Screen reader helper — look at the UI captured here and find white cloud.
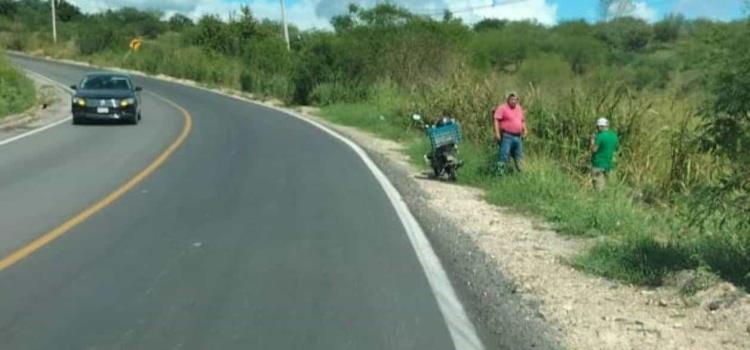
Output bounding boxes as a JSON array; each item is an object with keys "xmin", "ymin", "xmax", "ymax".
[
  {"xmin": 312, "ymin": 0, "xmax": 558, "ymax": 26},
  {"xmin": 251, "ymin": 0, "xmax": 330, "ymax": 29},
  {"xmin": 66, "ymin": 0, "xmax": 559, "ymax": 29},
  {"xmin": 67, "ymin": 0, "xmax": 330, "ymax": 28},
  {"xmin": 69, "ymin": 0, "xmax": 203, "ymax": 14},
  {"xmin": 451, "ymin": 0, "xmax": 558, "ymax": 26},
  {"xmin": 606, "ymin": 0, "xmax": 657, "ymax": 22},
  {"xmin": 631, "ymin": 1, "xmax": 657, "ymax": 22}
]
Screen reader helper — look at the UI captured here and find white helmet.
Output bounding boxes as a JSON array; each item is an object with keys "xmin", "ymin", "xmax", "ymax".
[{"xmin": 596, "ymin": 118, "xmax": 609, "ymax": 127}]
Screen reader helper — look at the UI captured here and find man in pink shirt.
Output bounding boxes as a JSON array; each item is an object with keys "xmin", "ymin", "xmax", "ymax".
[{"xmin": 493, "ymin": 92, "xmax": 527, "ymax": 174}]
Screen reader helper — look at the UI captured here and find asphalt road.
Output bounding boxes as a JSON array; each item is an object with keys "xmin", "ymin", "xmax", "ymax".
[{"xmin": 0, "ymin": 55, "xmax": 483, "ymax": 349}]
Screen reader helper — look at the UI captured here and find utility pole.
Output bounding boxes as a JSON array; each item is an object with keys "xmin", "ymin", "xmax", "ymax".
[
  {"xmin": 280, "ymin": 0, "xmax": 290, "ymax": 50},
  {"xmin": 51, "ymin": 0, "xmax": 57, "ymax": 44}
]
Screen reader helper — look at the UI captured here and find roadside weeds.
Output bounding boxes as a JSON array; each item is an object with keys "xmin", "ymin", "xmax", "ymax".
[{"xmin": 0, "ymin": 69, "xmax": 70, "ymax": 139}]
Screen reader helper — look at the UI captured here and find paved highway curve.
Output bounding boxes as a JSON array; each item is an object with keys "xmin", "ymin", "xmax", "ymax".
[{"xmin": 0, "ymin": 55, "xmax": 484, "ymax": 349}]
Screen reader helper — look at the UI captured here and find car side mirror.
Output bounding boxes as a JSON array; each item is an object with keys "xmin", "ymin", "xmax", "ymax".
[
  {"xmin": 70, "ymin": 85, "xmax": 77, "ymax": 90},
  {"xmin": 135, "ymin": 86, "xmax": 143, "ymax": 92}
]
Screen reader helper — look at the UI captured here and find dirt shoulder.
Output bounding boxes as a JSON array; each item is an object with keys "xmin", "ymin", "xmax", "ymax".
[
  {"xmin": 0, "ymin": 69, "xmax": 70, "ymax": 141},
  {"xmin": 291, "ymin": 106, "xmax": 750, "ymax": 350}
]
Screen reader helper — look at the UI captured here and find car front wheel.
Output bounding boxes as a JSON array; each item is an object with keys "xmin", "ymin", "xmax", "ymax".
[{"xmin": 127, "ymin": 113, "xmax": 139, "ymax": 125}]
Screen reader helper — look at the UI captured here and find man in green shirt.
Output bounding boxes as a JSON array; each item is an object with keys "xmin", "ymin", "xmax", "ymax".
[{"xmin": 590, "ymin": 117, "xmax": 619, "ymax": 191}]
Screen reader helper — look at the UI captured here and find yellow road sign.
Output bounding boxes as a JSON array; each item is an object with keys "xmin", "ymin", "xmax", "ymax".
[{"xmin": 129, "ymin": 38, "xmax": 142, "ymax": 51}]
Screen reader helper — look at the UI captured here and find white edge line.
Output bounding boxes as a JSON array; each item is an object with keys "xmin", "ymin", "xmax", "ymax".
[
  {"xmin": 0, "ymin": 69, "xmax": 73, "ymax": 147},
  {"xmin": 292, "ymin": 110, "xmax": 487, "ymax": 350},
  {"xmin": 10, "ymin": 53, "xmax": 485, "ymax": 349},
  {"xmin": 182, "ymin": 85, "xmax": 486, "ymax": 350}
]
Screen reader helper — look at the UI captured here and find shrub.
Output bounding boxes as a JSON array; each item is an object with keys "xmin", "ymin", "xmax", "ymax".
[
  {"xmin": 78, "ymin": 24, "xmax": 116, "ymax": 55},
  {"xmin": 554, "ymin": 34, "xmax": 608, "ymax": 74},
  {"xmin": 240, "ymin": 36, "xmax": 293, "ymax": 99},
  {"xmin": 596, "ymin": 17, "xmax": 653, "ymax": 52},
  {"xmin": 518, "ymin": 54, "xmax": 573, "ymax": 87},
  {"xmin": 654, "ymin": 14, "xmax": 684, "ymax": 43},
  {"xmin": 573, "ymin": 235, "xmax": 692, "ymax": 286}
]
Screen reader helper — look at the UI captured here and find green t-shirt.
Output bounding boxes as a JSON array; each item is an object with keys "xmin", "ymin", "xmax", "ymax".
[{"xmin": 592, "ymin": 129, "xmax": 619, "ymax": 171}]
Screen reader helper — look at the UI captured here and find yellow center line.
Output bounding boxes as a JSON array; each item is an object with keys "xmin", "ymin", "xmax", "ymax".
[{"xmin": 0, "ymin": 92, "xmax": 193, "ymax": 271}]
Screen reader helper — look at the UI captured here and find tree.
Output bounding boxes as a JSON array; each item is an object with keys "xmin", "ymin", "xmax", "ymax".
[
  {"xmin": 188, "ymin": 15, "xmax": 234, "ymax": 54},
  {"xmin": 97, "ymin": 7, "xmax": 165, "ymax": 39},
  {"xmin": 442, "ymin": 9, "xmax": 453, "ymax": 22},
  {"xmin": 168, "ymin": 13, "xmax": 193, "ymax": 31},
  {"xmin": 554, "ymin": 20, "xmax": 594, "ymax": 37},
  {"xmin": 0, "ymin": 0, "xmax": 17, "ymax": 17},
  {"xmin": 653, "ymin": 14, "xmax": 684, "ymax": 43},
  {"xmin": 708, "ymin": 29, "xmax": 750, "ymax": 165},
  {"xmin": 231, "ymin": 6, "xmax": 259, "ymax": 40},
  {"xmin": 596, "ymin": 17, "xmax": 652, "ymax": 51},
  {"xmin": 291, "ymin": 32, "xmax": 339, "ymax": 104},
  {"xmin": 599, "ymin": 0, "xmax": 636, "ymax": 20},
  {"xmin": 357, "ymin": 3, "xmax": 413, "ymax": 27},
  {"xmin": 555, "ymin": 34, "xmax": 608, "ymax": 74},
  {"xmin": 473, "ymin": 18, "xmax": 507, "ymax": 32},
  {"xmin": 56, "ymin": 0, "xmax": 82, "ymax": 22},
  {"xmin": 695, "ymin": 23, "xmax": 750, "ymax": 229}
]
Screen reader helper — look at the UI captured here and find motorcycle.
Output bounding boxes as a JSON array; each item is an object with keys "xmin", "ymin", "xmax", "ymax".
[{"xmin": 412, "ymin": 114, "xmax": 463, "ymax": 181}]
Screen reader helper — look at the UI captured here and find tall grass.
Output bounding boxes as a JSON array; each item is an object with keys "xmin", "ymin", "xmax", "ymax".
[
  {"xmin": 0, "ymin": 53, "xmax": 35, "ymax": 119},
  {"xmin": 120, "ymin": 37, "xmax": 242, "ymax": 88},
  {"xmin": 320, "ymin": 77, "xmax": 750, "ymax": 290}
]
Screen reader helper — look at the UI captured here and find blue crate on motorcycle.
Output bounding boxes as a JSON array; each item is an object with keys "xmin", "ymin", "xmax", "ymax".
[{"xmin": 427, "ymin": 123, "xmax": 462, "ymax": 149}]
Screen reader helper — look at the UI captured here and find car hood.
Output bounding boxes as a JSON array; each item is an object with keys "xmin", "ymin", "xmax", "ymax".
[{"xmin": 74, "ymin": 90, "xmax": 135, "ymax": 99}]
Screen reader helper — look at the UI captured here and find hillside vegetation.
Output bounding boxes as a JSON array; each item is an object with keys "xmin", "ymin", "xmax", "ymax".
[{"xmin": 2, "ymin": 0, "xmax": 748, "ymax": 290}]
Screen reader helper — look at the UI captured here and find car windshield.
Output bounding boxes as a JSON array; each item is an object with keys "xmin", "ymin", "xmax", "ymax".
[{"xmin": 80, "ymin": 76, "xmax": 131, "ymax": 90}]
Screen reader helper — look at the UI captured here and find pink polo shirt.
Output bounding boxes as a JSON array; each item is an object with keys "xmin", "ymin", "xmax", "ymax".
[{"xmin": 494, "ymin": 103, "xmax": 525, "ymax": 135}]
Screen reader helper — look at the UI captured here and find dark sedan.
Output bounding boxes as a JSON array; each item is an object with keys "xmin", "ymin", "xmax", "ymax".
[{"xmin": 71, "ymin": 73, "xmax": 142, "ymax": 125}]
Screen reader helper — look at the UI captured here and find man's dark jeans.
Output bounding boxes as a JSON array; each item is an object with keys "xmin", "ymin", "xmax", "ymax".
[{"xmin": 498, "ymin": 132, "xmax": 523, "ymax": 174}]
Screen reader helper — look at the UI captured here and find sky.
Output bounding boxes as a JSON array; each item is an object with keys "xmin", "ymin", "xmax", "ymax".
[{"xmin": 67, "ymin": 0, "xmax": 748, "ymax": 29}]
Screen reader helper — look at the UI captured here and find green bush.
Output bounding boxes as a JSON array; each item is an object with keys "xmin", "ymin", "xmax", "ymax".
[
  {"xmin": 0, "ymin": 0, "xmax": 17, "ymax": 17},
  {"xmin": 310, "ymin": 83, "xmax": 369, "ymax": 106},
  {"xmin": 596, "ymin": 17, "xmax": 653, "ymax": 52},
  {"xmin": 470, "ymin": 26, "xmax": 545, "ymax": 72},
  {"xmin": 518, "ymin": 54, "xmax": 574, "ymax": 87},
  {"xmin": 573, "ymin": 235, "xmax": 692, "ymax": 286},
  {"xmin": 553, "ymin": 34, "xmax": 608, "ymax": 74},
  {"xmin": 629, "ymin": 57, "xmax": 673, "ymax": 90},
  {"xmin": 290, "ymin": 32, "xmax": 340, "ymax": 104},
  {"xmin": 693, "ymin": 229, "xmax": 750, "ymax": 289},
  {"xmin": 78, "ymin": 24, "xmax": 116, "ymax": 55},
  {"xmin": 239, "ymin": 36, "xmax": 293, "ymax": 99},
  {"xmin": 654, "ymin": 14, "xmax": 684, "ymax": 43}
]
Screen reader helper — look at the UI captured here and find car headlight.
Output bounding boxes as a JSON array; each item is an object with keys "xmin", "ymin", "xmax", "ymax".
[
  {"xmin": 72, "ymin": 97, "xmax": 85, "ymax": 106},
  {"xmin": 120, "ymin": 98, "xmax": 136, "ymax": 107}
]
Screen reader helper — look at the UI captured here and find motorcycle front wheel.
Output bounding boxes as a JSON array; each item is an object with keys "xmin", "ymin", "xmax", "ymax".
[{"xmin": 446, "ymin": 165, "xmax": 458, "ymax": 182}]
